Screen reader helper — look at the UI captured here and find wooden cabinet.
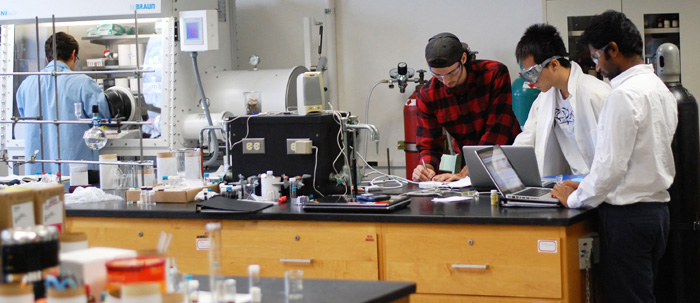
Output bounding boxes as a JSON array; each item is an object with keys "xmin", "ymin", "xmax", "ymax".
[
  {"xmin": 65, "ymin": 217, "xmax": 212, "ymax": 275},
  {"xmin": 66, "ymin": 217, "xmax": 591, "ymax": 302},
  {"xmin": 382, "ymin": 224, "xmax": 561, "ymax": 298},
  {"xmin": 220, "ymin": 220, "xmax": 379, "ymax": 280},
  {"xmin": 66, "ymin": 218, "xmax": 379, "ymax": 280},
  {"xmin": 381, "ymin": 222, "xmax": 591, "ymax": 302},
  {"xmin": 410, "ymin": 294, "xmax": 561, "ymax": 303}
]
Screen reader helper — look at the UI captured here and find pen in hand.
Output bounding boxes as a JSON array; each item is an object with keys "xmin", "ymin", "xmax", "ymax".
[{"xmin": 421, "ymin": 159, "xmax": 432, "ymax": 181}]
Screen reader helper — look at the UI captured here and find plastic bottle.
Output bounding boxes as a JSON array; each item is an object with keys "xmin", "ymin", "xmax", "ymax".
[
  {"xmin": 147, "ymin": 187, "xmax": 156, "ymax": 205},
  {"xmin": 289, "ymin": 178, "xmax": 297, "ymax": 203},
  {"xmin": 490, "ymin": 189, "xmax": 499, "ymax": 206},
  {"xmin": 162, "ymin": 176, "xmax": 169, "ymax": 188},
  {"xmin": 140, "ymin": 187, "xmax": 148, "ymax": 204},
  {"xmin": 250, "ymin": 286, "xmax": 261, "ymax": 303},
  {"xmin": 203, "ymin": 173, "xmax": 210, "ymax": 186},
  {"xmin": 222, "ymin": 279, "xmax": 236, "ymax": 303},
  {"xmin": 248, "ymin": 264, "xmax": 261, "ymax": 294},
  {"xmin": 188, "ymin": 278, "xmax": 200, "ymax": 303}
]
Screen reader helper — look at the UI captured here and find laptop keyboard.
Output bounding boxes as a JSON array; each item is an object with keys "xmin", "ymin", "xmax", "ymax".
[{"xmin": 516, "ymin": 188, "xmax": 551, "ymax": 197}]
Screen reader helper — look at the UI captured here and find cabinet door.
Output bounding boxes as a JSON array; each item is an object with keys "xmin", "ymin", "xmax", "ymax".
[
  {"xmin": 66, "ymin": 217, "xmax": 212, "ymax": 275},
  {"xmin": 221, "ymin": 220, "xmax": 379, "ymax": 280},
  {"xmin": 621, "ymin": 0, "xmax": 700, "ymax": 101},
  {"xmin": 546, "ymin": 0, "xmax": 621, "ymax": 50},
  {"xmin": 383, "ymin": 224, "xmax": 562, "ymax": 298}
]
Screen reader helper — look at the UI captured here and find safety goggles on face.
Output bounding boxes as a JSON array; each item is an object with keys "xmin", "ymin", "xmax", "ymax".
[
  {"xmin": 591, "ymin": 44, "xmax": 610, "ymax": 65},
  {"xmin": 519, "ymin": 56, "xmax": 562, "ymax": 83},
  {"xmin": 430, "ymin": 62, "xmax": 461, "ymax": 81}
]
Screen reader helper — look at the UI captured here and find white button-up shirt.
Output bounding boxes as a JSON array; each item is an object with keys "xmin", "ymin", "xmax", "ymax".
[{"xmin": 567, "ymin": 64, "xmax": 678, "ymax": 208}]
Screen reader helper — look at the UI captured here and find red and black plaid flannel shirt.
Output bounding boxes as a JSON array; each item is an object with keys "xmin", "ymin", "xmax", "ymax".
[{"xmin": 416, "ymin": 60, "xmax": 521, "ymax": 169}]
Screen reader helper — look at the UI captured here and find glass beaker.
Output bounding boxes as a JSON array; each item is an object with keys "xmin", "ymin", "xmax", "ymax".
[
  {"xmin": 206, "ymin": 222, "xmax": 224, "ymax": 303},
  {"xmin": 285, "ymin": 269, "xmax": 304, "ymax": 303},
  {"xmin": 243, "ymin": 91, "xmax": 262, "ymax": 115},
  {"xmin": 176, "ymin": 149, "xmax": 202, "ymax": 185},
  {"xmin": 118, "ymin": 164, "xmax": 138, "ymax": 190}
]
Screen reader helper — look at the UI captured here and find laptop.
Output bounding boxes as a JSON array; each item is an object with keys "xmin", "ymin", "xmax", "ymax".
[
  {"xmin": 463, "ymin": 145, "xmax": 552, "ymax": 190},
  {"xmin": 302, "ymin": 195, "xmax": 411, "ymax": 213},
  {"xmin": 474, "ymin": 145, "xmax": 560, "ymax": 207}
]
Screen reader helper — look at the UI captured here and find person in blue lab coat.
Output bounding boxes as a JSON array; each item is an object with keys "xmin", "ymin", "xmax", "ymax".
[{"xmin": 16, "ymin": 32, "xmax": 111, "ymax": 177}]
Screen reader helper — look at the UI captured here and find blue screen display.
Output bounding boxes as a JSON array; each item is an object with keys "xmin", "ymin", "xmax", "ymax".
[{"xmin": 186, "ymin": 22, "xmax": 200, "ymax": 40}]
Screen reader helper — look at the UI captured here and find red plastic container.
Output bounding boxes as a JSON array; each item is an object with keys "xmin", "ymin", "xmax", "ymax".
[{"xmin": 106, "ymin": 256, "xmax": 166, "ymax": 293}]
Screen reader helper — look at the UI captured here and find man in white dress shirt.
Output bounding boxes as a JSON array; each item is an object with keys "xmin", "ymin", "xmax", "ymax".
[
  {"xmin": 513, "ymin": 24, "xmax": 611, "ymax": 176},
  {"xmin": 551, "ymin": 11, "xmax": 678, "ymax": 303}
]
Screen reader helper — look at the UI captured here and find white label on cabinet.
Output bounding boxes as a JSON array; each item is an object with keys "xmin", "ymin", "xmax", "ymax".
[
  {"xmin": 537, "ymin": 240, "xmax": 558, "ymax": 253},
  {"xmin": 196, "ymin": 238, "xmax": 210, "ymax": 250}
]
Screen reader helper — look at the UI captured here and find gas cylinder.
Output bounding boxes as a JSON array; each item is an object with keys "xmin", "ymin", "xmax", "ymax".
[
  {"xmin": 403, "ymin": 93, "xmax": 420, "ymax": 180},
  {"xmin": 511, "ymin": 77, "xmax": 541, "ymax": 127}
]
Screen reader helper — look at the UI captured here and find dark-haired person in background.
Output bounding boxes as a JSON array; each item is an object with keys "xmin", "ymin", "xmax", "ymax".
[
  {"xmin": 550, "ymin": 11, "xmax": 677, "ymax": 303},
  {"xmin": 513, "ymin": 24, "xmax": 610, "ymax": 176},
  {"xmin": 412, "ymin": 32, "xmax": 520, "ymax": 182},
  {"xmin": 17, "ymin": 32, "xmax": 110, "ymax": 176}
]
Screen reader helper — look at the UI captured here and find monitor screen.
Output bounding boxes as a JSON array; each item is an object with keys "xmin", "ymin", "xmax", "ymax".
[{"xmin": 476, "ymin": 146, "xmax": 526, "ymax": 194}]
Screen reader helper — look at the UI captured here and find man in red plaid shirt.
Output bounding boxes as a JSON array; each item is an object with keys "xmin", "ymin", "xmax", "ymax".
[{"xmin": 412, "ymin": 32, "xmax": 521, "ymax": 181}]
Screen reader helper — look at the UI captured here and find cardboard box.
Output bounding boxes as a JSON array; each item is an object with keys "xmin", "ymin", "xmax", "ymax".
[
  {"xmin": 32, "ymin": 184, "xmax": 66, "ymax": 233},
  {"xmin": 60, "ymin": 247, "xmax": 137, "ymax": 300},
  {"xmin": 0, "ymin": 187, "xmax": 36, "ymax": 273},
  {"xmin": 0, "ymin": 188, "xmax": 36, "ymax": 230},
  {"xmin": 125, "ymin": 183, "xmax": 220, "ymax": 203}
]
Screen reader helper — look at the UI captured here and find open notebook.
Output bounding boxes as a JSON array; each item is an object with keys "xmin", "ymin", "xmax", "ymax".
[{"xmin": 475, "ymin": 145, "xmax": 560, "ymax": 207}]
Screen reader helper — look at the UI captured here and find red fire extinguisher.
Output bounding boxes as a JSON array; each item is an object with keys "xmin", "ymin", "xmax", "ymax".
[{"xmin": 402, "ymin": 71, "xmax": 426, "ymax": 180}]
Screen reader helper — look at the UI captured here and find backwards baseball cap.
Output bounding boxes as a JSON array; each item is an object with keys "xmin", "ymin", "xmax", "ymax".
[{"xmin": 425, "ymin": 32, "xmax": 467, "ymax": 68}]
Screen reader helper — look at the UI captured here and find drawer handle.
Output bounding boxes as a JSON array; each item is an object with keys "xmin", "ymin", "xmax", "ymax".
[
  {"xmin": 280, "ymin": 258, "xmax": 314, "ymax": 264},
  {"xmin": 451, "ymin": 264, "xmax": 488, "ymax": 270}
]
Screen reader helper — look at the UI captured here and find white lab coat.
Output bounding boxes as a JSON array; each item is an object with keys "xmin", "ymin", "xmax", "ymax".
[{"xmin": 513, "ymin": 62, "xmax": 611, "ymax": 176}]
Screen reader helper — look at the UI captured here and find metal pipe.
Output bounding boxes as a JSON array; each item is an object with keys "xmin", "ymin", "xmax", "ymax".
[
  {"xmin": 0, "ymin": 69, "xmax": 154, "ymax": 76},
  {"xmin": 51, "ymin": 15, "xmax": 62, "ymax": 178},
  {"xmin": 346, "ymin": 123, "xmax": 379, "ymax": 141},
  {"xmin": 224, "ymin": 121, "xmax": 231, "ymax": 171},
  {"xmin": 0, "ymin": 120, "xmax": 153, "ymax": 126},
  {"xmin": 34, "ymin": 17, "xmax": 45, "ymax": 172},
  {"xmin": 190, "ymin": 52, "xmax": 219, "ymax": 168},
  {"xmin": 198, "ymin": 125, "xmax": 223, "ymax": 147},
  {"xmin": 134, "ymin": 10, "xmax": 145, "ymax": 186},
  {"xmin": 1, "ymin": 158, "xmax": 154, "ymax": 166}
]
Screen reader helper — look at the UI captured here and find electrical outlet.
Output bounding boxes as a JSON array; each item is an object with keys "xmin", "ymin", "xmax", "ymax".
[
  {"xmin": 287, "ymin": 138, "xmax": 313, "ymax": 154},
  {"xmin": 578, "ymin": 232, "xmax": 599, "ymax": 270},
  {"xmin": 242, "ymin": 138, "xmax": 265, "ymax": 154}
]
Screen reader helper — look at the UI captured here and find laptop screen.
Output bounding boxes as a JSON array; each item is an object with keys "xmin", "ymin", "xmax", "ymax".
[{"xmin": 475, "ymin": 145, "xmax": 527, "ymax": 194}]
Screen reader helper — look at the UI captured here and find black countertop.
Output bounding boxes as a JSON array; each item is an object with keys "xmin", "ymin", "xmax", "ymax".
[
  {"xmin": 66, "ymin": 192, "xmax": 595, "ymax": 226},
  {"xmin": 194, "ymin": 275, "xmax": 415, "ymax": 303}
]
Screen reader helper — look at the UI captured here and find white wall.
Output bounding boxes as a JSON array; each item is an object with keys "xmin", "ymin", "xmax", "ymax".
[{"xmin": 236, "ymin": 0, "xmax": 544, "ymax": 174}]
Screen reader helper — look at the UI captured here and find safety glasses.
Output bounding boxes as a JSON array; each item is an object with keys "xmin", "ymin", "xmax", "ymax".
[
  {"xmin": 430, "ymin": 63, "xmax": 461, "ymax": 81},
  {"xmin": 591, "ymin": 44, "xmax": 610, "ymax": 65},
  {"xmin": 519, "ymin": 56, "xmax": 562, "ymax": 83}
]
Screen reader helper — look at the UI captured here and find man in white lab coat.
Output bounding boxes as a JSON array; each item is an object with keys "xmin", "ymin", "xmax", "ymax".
[
  {"xmin": 513, "ymin": 24, "xmax": 611, "ymax": 176},
  {"xmin": 552, "ymin": 11, "xmax": 677, "ymax": 303}
]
